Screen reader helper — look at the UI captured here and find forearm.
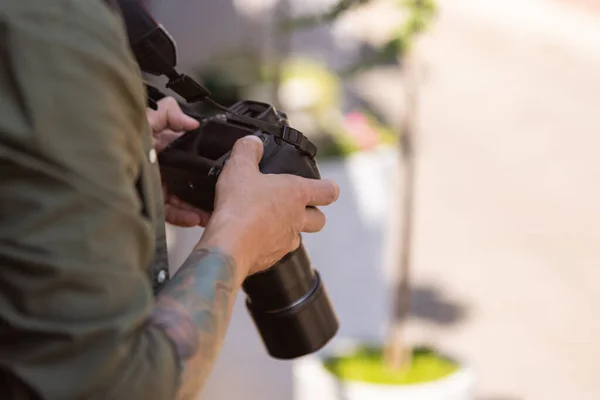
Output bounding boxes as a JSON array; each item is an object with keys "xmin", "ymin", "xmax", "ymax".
[{"xmin": 151, "ymin": 247, "xmax": 242, "ymax": 399}]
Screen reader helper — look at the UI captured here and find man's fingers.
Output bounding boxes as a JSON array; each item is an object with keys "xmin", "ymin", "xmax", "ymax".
[
  {"xmin": 167, "ymin": 195, "xmax": 211, "ymax": 225},
  {"xmin": 228, "ymin": 136, "xmax": 264, "ymax": 170},
  {"xmin": 302, "ymin": 207, "xmax": 327, "ymax": 233},
  {"xmin": 146, "ymin": 108, "xmax": 163, "ymax": 132},
  {"xmin": 164, "ymin": 205, "xmax": 201, "ymax": 227},
  {"xmin": 302, "ymin": 179, "xmax": 340, "ymax": 206},
  {"xmin": 167, "ymin": 109, "xmax": 199, "ymax": 132},
  {"xmin": 168, "ymin": 194, "xmax": 208, "ymax": 214},
  {"xmin": 148, "ymin": 97, "xmax": 199, "ymax": 133},
  {"xmin": 162, "ymin": 97, "xmax": 199, "ymax": 132},
  {"xmin": 154, "ymin": 130, "xmax": 183, "ymax": 152},
  {"xmin": 165, "ymin": 204, "xmax": 211, "ymax": 227}
]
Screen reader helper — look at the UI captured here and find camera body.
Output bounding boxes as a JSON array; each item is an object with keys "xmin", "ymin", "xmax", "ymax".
[
  {"xmin": 158, "ymin": 100, "xmax": 321, "ymax": 212},
  {"xmin": 158, "ymin": 100, "xmax": 339, "ymax": 359}
]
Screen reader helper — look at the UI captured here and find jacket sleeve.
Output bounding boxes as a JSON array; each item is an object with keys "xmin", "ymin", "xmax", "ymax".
[{"xmin": 0, "ymin": 1, "xmax": 179, "ymax": 399}]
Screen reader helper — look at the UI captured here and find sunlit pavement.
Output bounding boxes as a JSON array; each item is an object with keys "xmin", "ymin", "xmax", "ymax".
[{"xmin": 400, "ymin": 0, "xmax": 600, "ymax": 398}]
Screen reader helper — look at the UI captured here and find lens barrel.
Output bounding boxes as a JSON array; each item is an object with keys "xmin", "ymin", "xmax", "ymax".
[{"xmin": 242, "ymin": 239, "xmax": 339, "ymax": 359}]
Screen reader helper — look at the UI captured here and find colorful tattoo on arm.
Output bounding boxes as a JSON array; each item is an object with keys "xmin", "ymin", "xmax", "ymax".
[{"xmin": 151, "ymin": 248, "xmax": 238, "ymax": 399}]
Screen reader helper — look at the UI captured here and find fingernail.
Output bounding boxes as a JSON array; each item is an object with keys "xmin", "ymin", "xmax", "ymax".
[
  {"xmin": 243, "ymin": 135, "xmax": 263, "ymax": 145},
  {"xmin": 332, "ymin": 181, "xmax": 340, "ymax": 200},
  {"xmin": 184, "ymin": 115, "xmax": 199, "ymax": 124}
]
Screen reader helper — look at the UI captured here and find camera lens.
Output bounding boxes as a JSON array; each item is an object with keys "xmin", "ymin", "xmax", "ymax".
[{"xmin": 242, "ymin": 239, "xmax": 339, "ymax": 359}]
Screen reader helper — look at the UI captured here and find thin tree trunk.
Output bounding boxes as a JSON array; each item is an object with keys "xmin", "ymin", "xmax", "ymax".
[
  {"xmin": 384, "ymin": 48, "xmax": 419, "ymax": 370},
  {"xmin": 271, "ymin": 0, "xmax": 292, "ymax": 107}
]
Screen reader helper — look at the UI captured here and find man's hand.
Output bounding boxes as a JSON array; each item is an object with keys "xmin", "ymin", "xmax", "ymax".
[
  {"xmin": 198, "ymin": 136, "xmax": 340, "ymax": 282},
  {"xmin": 152, "ymin": 135, "xmax": 339, "ymax": 397},
  {"xmin": 147, "ymin": 97, "xmax": 199, "ymax": 152},
  {"xmin": 147, "ymin": 97, "xmax": 210, "ymax": 227}
]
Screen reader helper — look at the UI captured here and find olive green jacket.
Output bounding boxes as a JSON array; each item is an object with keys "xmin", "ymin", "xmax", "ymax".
[{"xmin": 0, "ymin": 0, "xmax": 179, "ymax": 398}]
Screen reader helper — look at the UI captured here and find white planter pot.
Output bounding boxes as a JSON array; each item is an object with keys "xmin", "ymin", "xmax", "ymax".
[{"xmin": 294, "ymin": 340, "xmax": 476, "ymax": 400}]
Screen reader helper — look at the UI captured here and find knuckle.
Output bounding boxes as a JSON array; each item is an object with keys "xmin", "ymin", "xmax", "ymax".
[
  {"xmin": 221, "ymin": 158, "xmax": 241, "ymax": 175},
  {"xmin": 230, "ymin": 139, "xmax": 243, "ymax": 154},
  {"xmin": 229, "ymin": 152, "xmax": 252, "ymax": 171},
  {"xmin": 296, "ymin": 190, "xmax": 308, "ymax": 206},
  {"xmin": 294, "ymin": 214, "xmax": 304, "ymax": 232},
  {"xmin": 290, "ymin": 235, "xmax": 301, "ymax": 252},
  {"xmin": 162, "ymin": 96, "xmax": 178, "ymax": 108},
  {"xmin": 233, "ymin": 137, "xmax": 254, "ymax": 154},
  {"xmin": 294, "ymin": 180, "xmax": 309, "ymax": 202}
]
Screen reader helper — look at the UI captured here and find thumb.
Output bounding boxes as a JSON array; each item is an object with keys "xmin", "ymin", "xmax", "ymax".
[
  {"xmin": 229, "ymin": 136, "xmax": 264, "ymax": 169},
  {"xmin": 171, "ymin": 112, "xmax": 200, "ymax": 132}
]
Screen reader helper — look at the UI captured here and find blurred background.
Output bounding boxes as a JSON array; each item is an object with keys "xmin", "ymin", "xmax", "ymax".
[{"xmin": 147, "ymin": 0, "xmax": 600, "ymax": 399}]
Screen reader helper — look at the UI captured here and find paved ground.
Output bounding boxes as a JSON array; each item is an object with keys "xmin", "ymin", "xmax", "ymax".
[{"xmin": 405, "ymin": 0, "xmax": 600, "ymax": 398}]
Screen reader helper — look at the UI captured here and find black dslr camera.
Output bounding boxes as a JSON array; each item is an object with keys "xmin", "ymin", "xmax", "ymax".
[
  {"xmin": 159, "ymin": 101, "xmax": 337, "ymax": 359},
  {"xmin": 116, "ymin": 0, "xmax": 338, "ymax": 359}
]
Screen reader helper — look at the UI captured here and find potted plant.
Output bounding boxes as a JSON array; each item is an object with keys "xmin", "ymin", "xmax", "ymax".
[{"xmin": 295, "ymin": 339, "xmax": 475, "ymax": 400}]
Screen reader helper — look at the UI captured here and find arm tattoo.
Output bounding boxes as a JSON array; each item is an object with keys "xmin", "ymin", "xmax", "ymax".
[{"xmin": 151, "ymin": 248, "xmax": 238, "ymax": 400}]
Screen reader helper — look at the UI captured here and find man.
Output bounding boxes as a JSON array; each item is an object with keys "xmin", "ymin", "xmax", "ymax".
[{"xmin": 0, "ymin": 0, "xmax": 339, "ymax": 399}]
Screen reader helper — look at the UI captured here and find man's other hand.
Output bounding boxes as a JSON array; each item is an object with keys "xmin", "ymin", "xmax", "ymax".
[
  {"xmin": 147, "ymin": 97, "xmax": 209, "ymax": 227},
  {"xmin": 147, "ymin": 97, "xmax": 199, "ymax": 152}
]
